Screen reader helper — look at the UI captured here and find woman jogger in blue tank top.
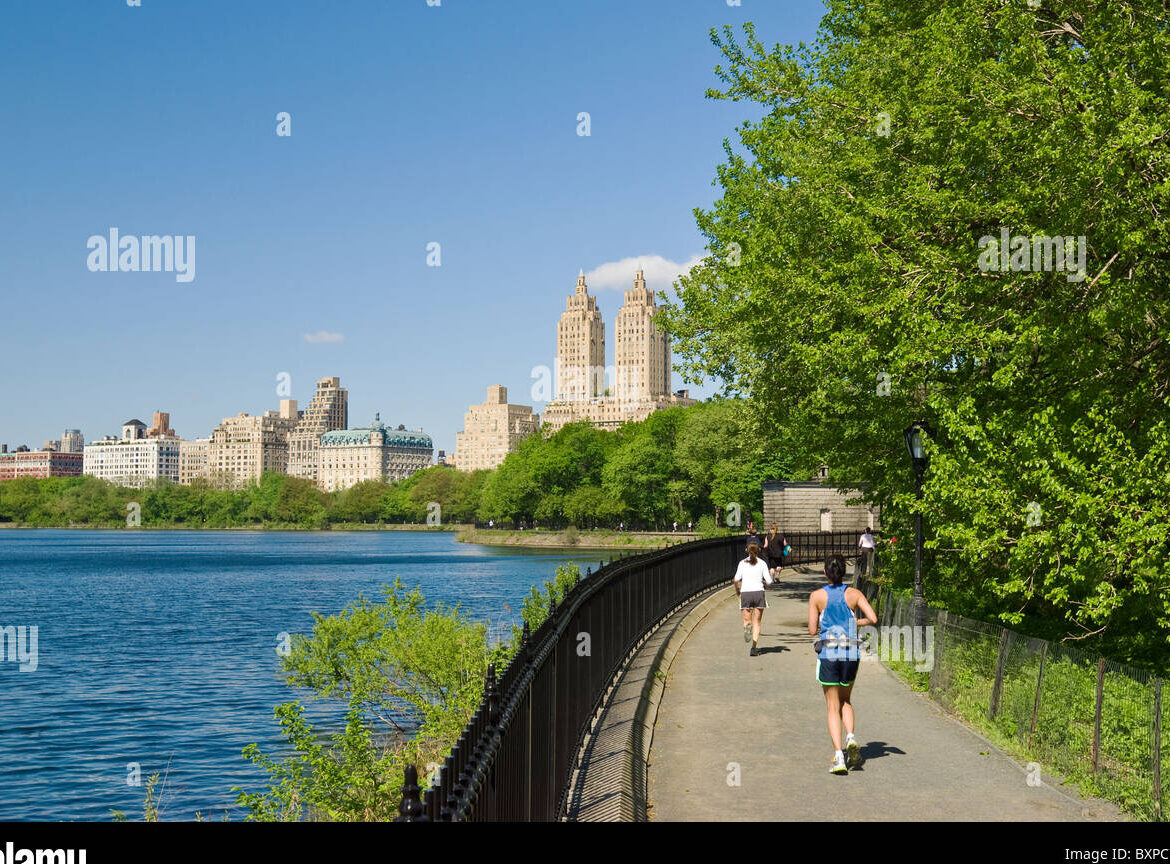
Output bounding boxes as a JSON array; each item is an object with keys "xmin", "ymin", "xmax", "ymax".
[{"xmin": 808, "ymin": 553, "xmax": 877, "ymax": 775}]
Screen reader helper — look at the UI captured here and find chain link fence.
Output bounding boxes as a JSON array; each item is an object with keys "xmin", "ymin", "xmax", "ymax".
[{"xmin": 858, "ymin": 568, "xmax": 1166, "ymax": 822}]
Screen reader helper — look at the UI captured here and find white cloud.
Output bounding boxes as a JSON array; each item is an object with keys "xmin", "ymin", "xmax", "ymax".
[
  {"xmin": 584, "ymin": 254, "xmax": 704, "ymax": 293},
  {"xmin": 304, "ymin": 331, "xmax": 345, "ymax": 344}
]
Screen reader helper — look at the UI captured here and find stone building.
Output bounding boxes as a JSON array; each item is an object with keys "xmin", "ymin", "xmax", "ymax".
[
  {"xmin": 287, "ymin": 376, "xmax": 348, "ymax": 482},
  {"xmin": 316, "ymin": 414, "xmax": 433, "ymax": 492},
  {"xmin": 542, "ymin": 268, "xmax": 695, "ymax": 435},
  {"xmin": 555, "ymin": 271, "xmax": 606, "ymax": 401},
  {"xmin": 0, "ymin": 449, "xmax": 84, "ymax": 481},
  {"xmin": 762, "ymin": 467, "xmax": 879, "ymax": 534},
  {"xmin": 82, "ymin": 419, "xmax": 180, "ymax": 487},
  {"xmin": 452, "ymin": 385, "xmax": 538, "ymax": 471},
  {"xmin": 60, "ymin": 429, "xmax": 85, "ymax": 453},
  {"xmin": 540, "ymin": 389, "xmax": 696, "ymax": 432},
  {"xmin": 146, "ymin": 411, "xmax": 177, "ymax": 439},
  {"xmin": 179, "ymin": 438, "xmax": 210, "ymax": 485},
  {"xmin": 614, "ymin": 268, "xmax": 670, "ymax": 402},
  {"xmin": 206, "ymin": 400, "xmax": 300, "ymax": 488}
]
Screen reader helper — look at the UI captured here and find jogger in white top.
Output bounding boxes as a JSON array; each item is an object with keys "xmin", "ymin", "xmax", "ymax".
[{"xmin": 733, "ymin": 542, "xmax": 773, "ymax": 656}]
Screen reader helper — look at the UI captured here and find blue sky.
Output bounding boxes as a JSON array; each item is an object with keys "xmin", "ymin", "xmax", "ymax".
[{"xmin": 0, "ymin": 0, "xmax": 826, "ymax": 454}]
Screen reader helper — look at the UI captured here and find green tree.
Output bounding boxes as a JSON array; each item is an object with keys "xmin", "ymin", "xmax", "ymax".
[
  {"xmin": 235, "ymin": 579, "xmax": 494, "ymax": 821},
  {"xmin": 662, "ymin": 6, "xmax": 1170, "ymax": 667}
]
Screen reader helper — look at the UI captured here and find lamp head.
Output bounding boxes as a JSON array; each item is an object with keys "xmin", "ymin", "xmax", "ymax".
[{"xmin": 903, "ymin": 422, "xmax": 929, "ymax": 467}]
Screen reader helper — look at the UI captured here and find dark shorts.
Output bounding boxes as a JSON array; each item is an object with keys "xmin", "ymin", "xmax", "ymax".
[
  {"xmin": 740, "ymin": 590, "xmax": 766, "ymax": 610},
  {"xmin": 816, "ymin": 658, "xmax": 859, "ymax": 686}
]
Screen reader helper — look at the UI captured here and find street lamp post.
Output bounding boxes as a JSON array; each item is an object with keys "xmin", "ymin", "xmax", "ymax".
[{"xmin": 904, "ymin": 422, "xmax": 929, "ymax": 629}]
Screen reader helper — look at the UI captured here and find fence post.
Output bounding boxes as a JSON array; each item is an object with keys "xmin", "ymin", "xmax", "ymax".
[
  {"xmin": 1028, "ymin": 641, "xmax": 1047, "ymax": 748},
  {"xmin": 1092, "ymin": 657, "xmax": 1106, "ymax": 775},
  {"xmin": 988, "ymin": 628, "xmax": 1012, "ymax": 721},
  {"xmin": 929, "ymin": 610, "xmax": 946, "ymax": 692},
  {"xmin": 1154, "ymin": 678, "xmax": 1163, "ymax": 822},
  {"xmin": 397, "ymin": 764, "xmax": 429, "ymax": 822}
]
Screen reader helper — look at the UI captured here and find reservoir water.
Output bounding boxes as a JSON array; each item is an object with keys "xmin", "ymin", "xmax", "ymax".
[{"xmin": 0, "ymin": 529, "xmax": 604, "ymax": 821}]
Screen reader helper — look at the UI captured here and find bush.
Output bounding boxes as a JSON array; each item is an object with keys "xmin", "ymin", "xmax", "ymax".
[{"xmin": 695, "ymin": 514, "xmax": 721, "ymax": 539}]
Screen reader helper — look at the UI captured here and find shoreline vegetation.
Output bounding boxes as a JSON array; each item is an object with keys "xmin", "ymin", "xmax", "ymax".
[
  {"xmin": 453, "ymin": 526, "xmax": 707, "ymax": 549},
  {"xmin": 0, "ymin": 401, "xmax": 775, "ymax": 544},
  {"xmin": 0, "ymin": 520, "xmax": 710, "ymax": 550}
]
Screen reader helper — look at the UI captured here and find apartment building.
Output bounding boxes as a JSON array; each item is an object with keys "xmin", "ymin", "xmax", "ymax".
[
  {"xmin": 0, "ymin": 449, "xmax": 84, "ymax": 480},
  {"xmin": 316, "ymin": 414, "xmax": 433, "ymax": 492},
  {"xmin": 178, "ymin": 438, "xmax": 210, "ymax": 485},
  {"xmin": 452, "ymin": 385, "xmax": 538, "ymax": 471},
  {"xmin": 287, "ymin": 376, "xmax": 348, "ymax": 482},
  {"xmin": 206, "ymin": 400, "xmax": 300, "ymax": 488},
  {"xmin": 82, "ymin": 419, "xmax": 180, "ymax": 487}
]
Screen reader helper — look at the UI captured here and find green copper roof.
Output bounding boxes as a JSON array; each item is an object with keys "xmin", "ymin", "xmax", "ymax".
[{"xmin": 320, "ymin": 421, "xmax": 432, "ymax": 449}]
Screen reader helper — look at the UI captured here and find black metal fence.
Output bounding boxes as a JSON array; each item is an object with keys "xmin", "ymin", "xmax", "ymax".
[
  {"xmin": 855, "ymin": 576, "xmax": 1167, "ymax": 821},
  {"xmin": 398, "ymin": 530, "xmax": 863, "ymax": 821}
]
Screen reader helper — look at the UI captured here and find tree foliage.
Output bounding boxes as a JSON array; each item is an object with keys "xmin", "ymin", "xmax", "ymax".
[
  {"xmin": 234, "ymin": 567, "xmax": 579, "ymax": 821},
  {"xmin": 661, "ymin": 3, "xmax": 1170, "ymax": 667}
]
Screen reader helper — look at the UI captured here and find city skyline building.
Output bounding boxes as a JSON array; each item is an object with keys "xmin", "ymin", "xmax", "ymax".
[
  {"xmin": 146, "ymin": 411, "xmax": 177, "ymax": 439},
  {"xmin": 316, "ymin": 414, "xmax": 433, "ymax": 492},
  {"xmin": 614, "ymin": 269, "xmax": 670, "ymax": 403},
  {"xmin": 555, "ymin": 271, "xmax": 606, "ymax": 401},
  {"xmin": 82, "ymin": 419, "xmax": 181, "ymax": 487},
  {"xmin": 179, "ymin": 438, "xmax": 210, "ymax": 485},
  {"xmin": 60, "ymin": 429, "xmax": 84, "ymax": 453},
  {"xmin": 0, "ymin": 449, "xmax": 83, "ymax": 481},
  {"xmin": 542, "ymin": 268, "xmax": 695, "ymax": 434},
  {"xmin": 287, "ymin": 376, "xmax": 348, "ymax": 482},
  {"xmin": 452, "ymin": 385, "xmax": 539, "ymax": 471},
  {"xmin": 206, "ymin": 400, "xmax": 300, "ymax": 488}
]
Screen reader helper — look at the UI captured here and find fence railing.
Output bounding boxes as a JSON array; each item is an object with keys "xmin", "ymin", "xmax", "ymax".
[
  {"xmin": 856, "ymin": 577, "xmax": 1166, "ymax": 822},
  {"xmin": 397, "ymin": 530, "xmax": 863, "ymax": 821}
]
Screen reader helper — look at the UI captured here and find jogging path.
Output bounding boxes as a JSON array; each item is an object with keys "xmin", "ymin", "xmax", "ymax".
[{"xmin": 646, "ymin": 567, "xmax": 1124, "ymax": 822}]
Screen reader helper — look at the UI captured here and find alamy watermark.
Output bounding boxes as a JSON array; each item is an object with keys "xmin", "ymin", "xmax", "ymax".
[
  {"xmin": 86, "ymin": 228, "xmax": 195, "ymax": 283},
  {"xmin": 977, "ymin": 228, "xmax": 1086, "ymax": 283},
  {"xmin": 1, "ymin": 625, "xmax": 39, "ymax": 672},
  {"xmin": 832, "ymin": 624, "xmax": 935, "ymax": 672},
  {"xmin": 530, "ymin": 363, "xmax": 644, "ymax": 404}
]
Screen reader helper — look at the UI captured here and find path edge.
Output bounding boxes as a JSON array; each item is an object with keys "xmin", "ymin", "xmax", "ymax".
[{"xmin": 564, "ymin": 585, "xmax": 735, "ymax": 821}]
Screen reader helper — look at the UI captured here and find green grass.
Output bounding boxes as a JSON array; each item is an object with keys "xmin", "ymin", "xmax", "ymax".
[{"xmin": 881, "ymin": 611, "xmax": 1163, "ymax": 821}]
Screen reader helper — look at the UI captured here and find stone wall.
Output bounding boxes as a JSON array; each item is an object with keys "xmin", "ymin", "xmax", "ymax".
[{"xmin": 762, "ymin": 481, "xmax": 879, "ymax": 534}]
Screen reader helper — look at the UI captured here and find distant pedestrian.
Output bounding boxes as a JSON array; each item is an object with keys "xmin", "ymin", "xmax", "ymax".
[
  {"xmin": 856, "ymin": 527, "xmax": 876, "ymax": 586},
  {"xmin": 687, "ymin": 521, "xmax": 693, "ymax": 533},
  {"xmin": 808, "ymin": 554, "xmax": 878, "ymax": 775},
  {"xmin": 734, "ymin": 542, "xmax": 772, "ymax": 656},
  {"xmin": 619, "ymin": 521, "xmax": 625, "ymax": 532},
  {"xmin": 763, "ymin": 522, "xmax": 788, "ymax": 579},
  {"xmin": 673, "ymin": 521, "xmax": 678, "ymax": 532}
]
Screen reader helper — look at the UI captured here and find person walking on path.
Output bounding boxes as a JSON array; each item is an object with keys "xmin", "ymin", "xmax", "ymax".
[
  {"xmin": 763, "ymin": 523, "xmax": 788, "ymax": 580},
  {"xmin": 808, "ymin": 554, "xmax": 878, "ymax": 774},
  {"xmin": 734, "ymin": 542, "xmax": 772, "ymax": 656},
  {"xmin": 855, "ymin": 527, "xmax": 876, "ymax": 587}
]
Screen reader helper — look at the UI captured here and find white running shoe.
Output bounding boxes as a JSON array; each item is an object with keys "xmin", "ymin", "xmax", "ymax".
[
  {"xmin": 845, "ymin": 735, "xmax": 862, "ymax": 768},
  {"xmin": 830, "ymin": 753, "xmax": 848, "ymax": 775}
]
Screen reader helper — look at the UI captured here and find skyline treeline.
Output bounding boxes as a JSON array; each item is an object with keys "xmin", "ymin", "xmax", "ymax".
[{"xmin": 0, "ymin": 400, "xmax": 790, "ymax": 532}]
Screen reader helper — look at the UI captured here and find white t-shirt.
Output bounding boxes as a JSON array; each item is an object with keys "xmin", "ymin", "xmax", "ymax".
[
  {"xmin": 733, "ymin": 558, "xmax": 773, "ymax": 593},
  {"xmin": 859, "ymin": 532, "xmax": 876, "ymax": 550}
]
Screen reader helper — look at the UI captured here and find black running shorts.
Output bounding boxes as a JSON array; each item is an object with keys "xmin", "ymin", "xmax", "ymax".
[{"xmin": 816, "ymin": 657, "xmax": 859, "ymax": 686}]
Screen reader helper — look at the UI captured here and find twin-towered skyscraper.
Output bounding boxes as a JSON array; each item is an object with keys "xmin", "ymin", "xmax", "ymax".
[{"xmin": 544, "ymin": 268, "xmax": 692, "ymax": 434}]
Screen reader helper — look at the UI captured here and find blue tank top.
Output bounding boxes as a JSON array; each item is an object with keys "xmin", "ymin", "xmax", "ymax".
[{"xmin": 817, "ymin": 584, "xmax": 858, "ymax": 660}]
